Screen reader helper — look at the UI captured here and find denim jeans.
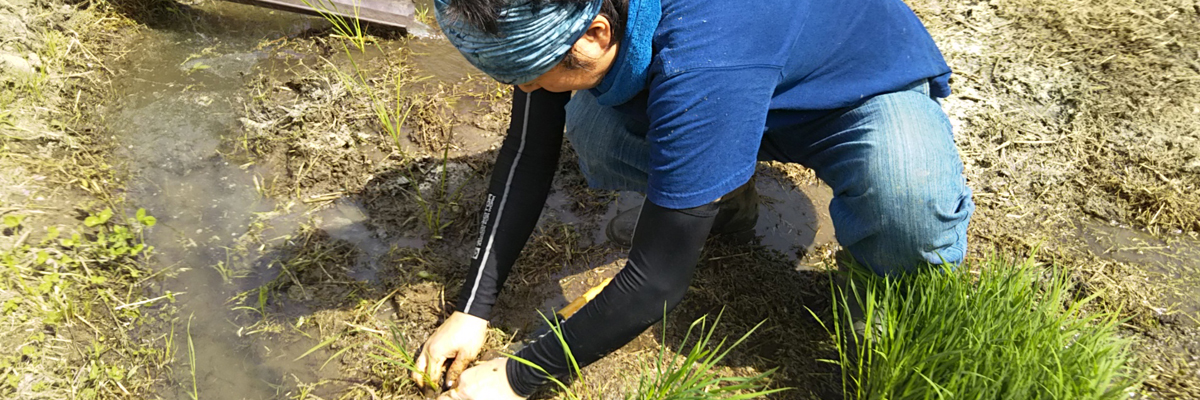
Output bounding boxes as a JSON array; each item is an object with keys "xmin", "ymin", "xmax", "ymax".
[{"xmin": 563, "ymin": 80, "xmax": 975, "ymax": 276}]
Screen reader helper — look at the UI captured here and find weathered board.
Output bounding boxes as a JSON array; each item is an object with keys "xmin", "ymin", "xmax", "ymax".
[{"xmin": 226, "ymin": 0, "xmax": 435, "ymax": 37}]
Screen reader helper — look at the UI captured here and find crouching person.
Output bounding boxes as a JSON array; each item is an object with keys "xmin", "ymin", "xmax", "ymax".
[{"xmin": 413, "ymin": 0, "xmax": 975, "ymax": 398}]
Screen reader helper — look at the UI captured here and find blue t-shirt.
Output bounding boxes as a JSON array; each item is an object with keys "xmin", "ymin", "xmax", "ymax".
[{"xmin": 593, "ymin": 0, "xmax": 952, "ymax": 209}]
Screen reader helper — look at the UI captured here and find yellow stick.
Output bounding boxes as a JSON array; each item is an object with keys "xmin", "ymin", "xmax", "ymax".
[{"xmin": 557, "ymin": 278, "xmax": 613, "ymax": 319}]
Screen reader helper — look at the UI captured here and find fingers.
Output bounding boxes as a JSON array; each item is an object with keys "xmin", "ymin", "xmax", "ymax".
[
  {"xmin": 424, "ymin": 354, "xmax": 447, "ymax": 390},
  {"xmin": 439, "ymin": 388, "xmax": 472, "ymax": 400},
  {"xmin": 414, "ymin": 345, "xmax": 447, "ymax": 391},
  {"xmin": 445, "ymin": 353, "xmax": 476, "ymax": 388},
  {"xmin": 413, "ymin": 351, "xmax": 427, "ymax": 388}
]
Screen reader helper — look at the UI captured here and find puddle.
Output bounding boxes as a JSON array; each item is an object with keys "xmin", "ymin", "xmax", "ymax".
[
  {"xmin": 104, "ymin": 2, "xmax": 839, "ymax": 396},
  {"xmin": 754, "ymin": 173, "xmax": 836, "ymax": 269},
  {"xmin": 104, "ymin": 2, "xmax": 426, "ymax": 398},
  {"xmin": 1078, "ymin": 220, "xmax": 1200, "ymax": 317},
  {"xmin": 405, "ymin": 38, "xmax": 476, "ymax": 83},
  {"xmin": 312, "ymin": 199, "xmax": 403, "ymax": 281},
  {"xmin": 552, "ymin": 173, "xmax": 836, "ymax": 268},
  {"xmin": 543, "ymin": 189, "xmax": 610, "ymax": 245}
]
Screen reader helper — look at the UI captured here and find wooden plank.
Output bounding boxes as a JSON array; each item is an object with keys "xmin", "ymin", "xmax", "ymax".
[{"xmin": 225, "ymin": 0, "xmax": 436, "ymax": 36}]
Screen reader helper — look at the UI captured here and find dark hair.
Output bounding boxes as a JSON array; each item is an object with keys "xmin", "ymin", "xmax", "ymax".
[{"xmin": 446, "ymin": 0, "xmax": 628, "ymax": 70}]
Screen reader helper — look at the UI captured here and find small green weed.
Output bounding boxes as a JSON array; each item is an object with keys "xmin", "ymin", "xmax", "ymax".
[
  {"xmin": 232, "ymin": 284, "xmax": 271, "ymax": 319},
  {"xmin": 3, "ymin": 208, "xmax": 157, "ymax": 324},
  {"xmin": 0, "ymin": 94, "xmax": 14, "ymax": 128},
  {"xmin": 1, "ymin": 207, "xmax": 167, "ymax": 398}
]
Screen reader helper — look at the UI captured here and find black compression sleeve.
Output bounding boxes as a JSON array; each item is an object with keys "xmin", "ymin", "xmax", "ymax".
[
  {"xmin": 456, "ymin": 88, "xmax": 571, "ymax": 320},
  {"xmin": 506, "ymin": 199, "xmax": 719, "ymax": 396}
]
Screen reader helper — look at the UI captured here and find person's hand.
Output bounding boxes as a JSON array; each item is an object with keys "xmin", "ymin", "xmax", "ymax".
[
  {"xmin": 438, "ymin": 358, "xmax": 524, "ymax": 400},
  {"xmin": 413, "ymin": 312, "xmax": 489, "ymax": 391}
]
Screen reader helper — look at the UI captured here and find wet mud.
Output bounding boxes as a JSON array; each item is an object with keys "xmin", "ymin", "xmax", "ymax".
[{"xmin": 40, "ymin": 0, "xmax": 1200, "ymax": 398}]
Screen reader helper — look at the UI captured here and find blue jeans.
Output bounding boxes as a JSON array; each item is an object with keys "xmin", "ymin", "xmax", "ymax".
[{"xmin": 563, "ymin": 80, "xmax": 974, "ymax": 276}]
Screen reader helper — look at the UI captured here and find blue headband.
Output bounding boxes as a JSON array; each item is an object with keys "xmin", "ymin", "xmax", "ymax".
[{"xmin": 434, "ymin": 0, "xmax": 603, "ymax": 85}]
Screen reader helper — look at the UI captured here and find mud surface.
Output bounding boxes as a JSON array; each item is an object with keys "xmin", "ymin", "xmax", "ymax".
[{"xmin": 8, "ymin": 0, "xmax": 1198, "ymax": 398}]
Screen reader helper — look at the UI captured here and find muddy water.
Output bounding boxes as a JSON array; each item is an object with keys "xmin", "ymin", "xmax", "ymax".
[
  {"xmin": 1079, "ymin": 221, "xmax": 1200, "ymax": 318},
  {"xmin": 107, "ymin": 3, "xmax": 394, "ymax": 399},
  {"xmin": 599, "ymin": 175, "xmax": 837, "ymax": 270},
  {"xmin": 755, "ymin": 174, "xmax": 837, "ymax": 268},
  {"xmin": 104, "ymin": 2, "xmax": 843, "ymax": 397}
]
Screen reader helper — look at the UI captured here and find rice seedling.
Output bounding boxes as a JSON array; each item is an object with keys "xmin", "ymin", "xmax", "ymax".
[
  {"xmin": 298, "ymin": 0, "xmax": 368, "ymax": 52},
  {"xmin": 186, "ymin": 313, "xmax": 199, "ymax": 400},
  {"xmin": 506, "ymin": 313, "xmax": 585, "ymax": 400},
  {"xmin": 627, "ymin": 311, "xmax": 787, "ymax": 399},
  {"xmin": 362, "ymin": 324, "xmax": 433, "ymax": 388},
  {"xmin": 816, "ymin": 256, "xmax": 1138, "ymax": 400},
  {"xmin": 506, "ymin": 310, "xmax": 787, "ymax": 399},
  {"xmin": 302, "ymin": 0, "xmax": 414, "ymax": 153},
  {"xmin": 298, "ymin": 321, "xmax": 437, "ymax": 391},
  {"xmin": 411, "ymin": 148, "xmax": 472, "ymax": 240},
  {"xmin": 301, "ymin": 1, "xmax": 469, "ymax": 240},
  {"xmin": 414, "ymin": 3, "xmax": 433, "ymax": 26},
  {"xmin": 232, "ymin": 284, "xmax": 271, "ymax": 319}
]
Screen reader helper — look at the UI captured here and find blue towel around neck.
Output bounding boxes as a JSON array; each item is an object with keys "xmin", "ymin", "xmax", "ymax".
[{"xmin": 591, "ymin": 0, "xmax": 661, "ymax": 106}]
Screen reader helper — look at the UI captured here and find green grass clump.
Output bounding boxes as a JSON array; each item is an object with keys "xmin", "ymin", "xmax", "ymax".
[
  {"xmin": 508, "ymin": 310, "xmax": 787, "ymax": 399},
  {"xmin": 299, "ymin": 2, "xmax": 466, "ymax": 241},
  {"xmin": 822, "ymin": 257, "xmax": 1137, "ymax": 400},
  {"xmin": 625, "ymin": 311, "xmax": 788, "ymax": 399}
]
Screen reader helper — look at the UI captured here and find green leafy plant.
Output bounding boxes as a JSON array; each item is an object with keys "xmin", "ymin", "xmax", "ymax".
[
  {"xmin": 2, "ymin": 214, "xmax": 25, "ymax": 230},
  {"xmin": 815, "ymin": 257, "xmax": 1138, "ymax": 400},
  {"xmin": 0, "ymin": 206, "xmax": 166, "ymax": 398},
  {"xmin": 1, "ymin": 208, "xmax": 157, "ymax": 325},
  {"xmin": 67, "ymin": 208, "xmax": 155, "ymax": 267}
]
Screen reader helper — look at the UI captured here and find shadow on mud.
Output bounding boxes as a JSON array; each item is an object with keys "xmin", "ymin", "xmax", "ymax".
[{"xmin": 226, "ymin": 142, "xmax": 843, "ymax": 398}]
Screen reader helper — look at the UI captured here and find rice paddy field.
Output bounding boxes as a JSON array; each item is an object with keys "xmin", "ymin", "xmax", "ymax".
[{"xmin": 1, "ymin": 0, "xmax": 1197, "ymax": 398}]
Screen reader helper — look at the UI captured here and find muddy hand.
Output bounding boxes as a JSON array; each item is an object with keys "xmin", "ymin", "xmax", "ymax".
[
  {"xmin": 437, "ymin": 358, "xmax": 524, "ymax": 400},
  {"xmin": 413, "ymin": 312, "xmax": 489, "ymax": 393}
]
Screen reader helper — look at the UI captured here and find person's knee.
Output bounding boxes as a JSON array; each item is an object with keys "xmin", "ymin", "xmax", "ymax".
[
  {"xmin": 843, "ymin": 180, "xmax": 974, "ymax": 276},
  {"xmin": 563, "ymin": 92, "xmax": 651, "ymax": 191}
]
